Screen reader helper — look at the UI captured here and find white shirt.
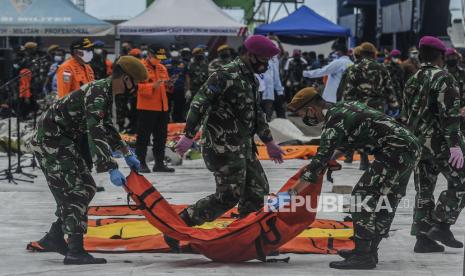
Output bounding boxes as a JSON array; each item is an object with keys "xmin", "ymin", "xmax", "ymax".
[
  {"xmin": 302, "ymin": 55, "xmax": 353, "ymax": 103},
  {"xmin": 257, "ymin": 56, "xmax": 284, "ymax": 101}
]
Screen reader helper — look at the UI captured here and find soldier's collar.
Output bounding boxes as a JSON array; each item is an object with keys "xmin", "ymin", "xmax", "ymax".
[
  {"xmin": 420, "ymin": 62, "xmax": 441, "ymax": 69},
  {"xmin": 238, "ymin": 57, "xmax": 254, "ymax": 77}
]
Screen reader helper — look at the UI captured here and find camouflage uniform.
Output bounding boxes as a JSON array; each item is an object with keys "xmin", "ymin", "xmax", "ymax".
[
  {"xmin": 339, "ymin": 58, "xmax": 398, "ymax": 112},
  {"xmin": 183, "ymin": 57, "xmax": 273, "ymax": 225},
  {"xmin": 385, "ymin": 61, "xmax": 405, "ymax": 107},
  {"xmin": 115, "ymin": 92, "xmax": 130, "ymax": 130},
  {"xmin": 402, "ymin": 63, "xmax": 465, "ymax": 236},
  {"xmin": 188, "ymin": 59, "xmax": 209, "ymax": 97},
  {"xmin": 208, "ymin": 57, "xmax": 231, "ymax": 75},
  {"xmin": 445, "ymin": 64, "xmax": 465, "ymax": 136},
  {"xmin": 302, "ymin": 101, "xmax": 420, "ymax": 240},
  {"xmin": 31, "ymin": 78, "xmax": 126, "ymax": 235}
]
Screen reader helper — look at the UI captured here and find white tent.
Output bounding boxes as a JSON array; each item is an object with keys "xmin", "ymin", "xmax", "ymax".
[{"xmin": 117, "ymin": 0, "xmax": 246, "ymax": 36}]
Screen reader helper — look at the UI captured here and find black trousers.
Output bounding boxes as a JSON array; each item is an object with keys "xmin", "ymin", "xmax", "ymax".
[
  {"xmin": 169, "ymin": 87, "xmax": 186, "ymax": 123},
  {"xmin": 127, "ymin": 94, "xmax": 138, "ymax": 134},
  {"xmin": 135, "ymin": 110, "xmax": 169, "ymax": 165}
]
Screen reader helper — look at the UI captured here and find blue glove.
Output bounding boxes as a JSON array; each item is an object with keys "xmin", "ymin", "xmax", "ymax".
[
  {"xmin": 109, "ymin": 169, "xmax": 126, "ymax": 187},
  {"xmin": 386, "ymin": 108, "xmax": 400, "ymax": 118},
  {"xmin": 266, "ymin": 192, "xmax": 292, "ymax": 210},
  {"xmin": 124, "ymin": 153, "xmax": 141, "ymax": 171}
]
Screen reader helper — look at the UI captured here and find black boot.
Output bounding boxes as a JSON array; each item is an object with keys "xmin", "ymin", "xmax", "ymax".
[
  {"xmin": 359, "ymin": 153, "xmax": 369, "ymax": 171},
  {"xmin": 153, "ymin": 163, "xmax": 175, "ymax": 173},
  {"xmin": 31, "ymin": 220, "xmax": 68, "ymax": 255},
  {"xmin": 139, "ymin": 162, "xmax": 151, "ymax": 173},
  {"xmin": 64, "ymin": 234, "xmax": 107, "ymax": 265},
  {"xmin": 414, "ymin": 234, "xmax": 445, "ymax": 253},
  {"xmin": 427, "ymin": 222, "xmax": 463, "ymax": 248},
  {"xmin": 330, "ymin": 238, "xmax": 376, "ymax": 270},
  {"xmin": 344, "ymin": 152, "xmax": 353, "ymax": 164},
  {"xmin": 163, "ymin": 209, "xmax": 194, "ymax": 253},
  {"xmin": 338, "ymin": 236, "xmax": 381, "ymax": 264}
]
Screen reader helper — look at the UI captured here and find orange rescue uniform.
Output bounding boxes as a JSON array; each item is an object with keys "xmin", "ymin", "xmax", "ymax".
[
  {"xmin": 105, "ymin": 59, "xmax": 113, "ymax": 76},
  {"xmin": 56, "ymin": 57, "xmax": 94, "ymax": 99},
  {"xmin": 137, "ymin": 59, "xmax": 170, "ymax": 111},
  {"xmin": 19, "ymin": 68, "xmax": 32, "ymax": 99}
]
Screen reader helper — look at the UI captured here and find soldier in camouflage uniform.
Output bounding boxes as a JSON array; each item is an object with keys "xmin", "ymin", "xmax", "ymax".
[
  {"xmin": 338, "ymin": 42, "xmax": 399, "ymax": 171},
  {"xmin": 30, "ymin": 56, "xmax": 147, "ymax": 265},
  {"xmin": 208, "ymin": 44, "xmax": 232, "ymax": 74},
  {"xmin": 402, "ymin": 36, "xmax": 465, "ymax": 253},
  {"xmin": 384, "ymin": 49, "xmax": 405, "ymax": 107},
  {"xmin": 445, "ymin": 48, "xmax": 465, "ymax": 136},
  {"xmin": 279, "ymin": 88, "xmax": 420, "ymax": 269},
  {"xmin": 186, "ymin": 47, "xmax": 209, "ymax": 105},
  {"xmin": 165, "ymin": 35, "xmax": 285, "ymax": 252},
  {"xmin": 339, "ymin": 42, "xmax": 399, "ymax": 113}
]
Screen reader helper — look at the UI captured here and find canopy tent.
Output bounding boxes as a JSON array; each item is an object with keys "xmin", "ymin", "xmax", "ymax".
[
  {"xmin": 117, "ymin": 0, "xmax": 247, "ymax": 36},
  {"xmin": 254, "ymin": 6, "xmax": 351, "ymax": 45},
  {"xmin": 0, "ymin": 0, "xmax": 114, "ymax": 37}
]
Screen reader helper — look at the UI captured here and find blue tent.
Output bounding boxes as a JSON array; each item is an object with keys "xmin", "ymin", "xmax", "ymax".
[
  {"xmin": 0, "ymin": 0, "xmax": 113, "ymax": 37},
  {"xmin": 255, "ymin": 6, "xmax": 351, "ymax": 45}
]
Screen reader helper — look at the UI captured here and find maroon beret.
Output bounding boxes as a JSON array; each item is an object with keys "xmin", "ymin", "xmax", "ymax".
[
  {"xmin": 244, "ymin": 35, "xmax": 280, "ymax": 58},
  {"xmin": 390, "ymin": 49, "xmax": 401, "ymax": 57},
  {"xmin": 445, "ymin": 47, "xmax": 458, "ymax": 57},
  {"xmin": 419, "ymin": 36, "xmax": 446, "ymax": 52}
]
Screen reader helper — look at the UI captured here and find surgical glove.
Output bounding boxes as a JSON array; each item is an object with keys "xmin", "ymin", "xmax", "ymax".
[
  {"xmin": 175, "ymin": 135, "xmax": 194, "ymax": 156},
  {"xmin": 386, "ymin": 108, "xmax": 400, "ymax": 118},
  {"xmin": 124, "ymin": 152, "xmax": 141, "ymax": 171},
  {"xmin": 266, "ymin": 141, "xmax": 285, "ymax": 164},
  {"xmin": 266, "ymin": 192, "xmax": 291, "ymax": 210},
  {"xmin": 449, "ymin": 146, "xmax": 464, "ymax": 169},
  {"xmin": 109, "ymin": 169, "xmax": 126, "ymax": 187}
]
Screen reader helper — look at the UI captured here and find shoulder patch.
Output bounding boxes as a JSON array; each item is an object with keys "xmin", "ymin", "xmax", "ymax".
[{"xmin": 63, "ymin": 71, "xmax": 72, "ymax": 83}]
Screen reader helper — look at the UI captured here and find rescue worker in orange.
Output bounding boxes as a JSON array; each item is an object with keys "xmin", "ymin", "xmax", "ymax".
[
  {"xmin": 56, "ymin": 38, "xmax": 95, "ymax": 99},
  {"xmin": 136, "ymin": 45, "xmax": 175, "ymax": 173}
]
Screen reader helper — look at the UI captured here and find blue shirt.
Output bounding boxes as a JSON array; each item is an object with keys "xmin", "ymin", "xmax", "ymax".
[{"xmin": 163, "ymin": 59, "xmax": 188, "ymax": 89}]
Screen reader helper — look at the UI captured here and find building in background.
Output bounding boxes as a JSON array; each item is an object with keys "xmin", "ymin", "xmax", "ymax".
[{"xmin": 337, "ymin": 0, "xmax": 452, "ymax": 54}]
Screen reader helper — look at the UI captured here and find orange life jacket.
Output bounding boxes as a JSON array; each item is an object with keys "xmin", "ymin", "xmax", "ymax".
[
  {"xmin": 56, "ymin": 57, "xmax": 94, "ymax": 99},
  {"xmin": 123, "ymin": 167, "xmax": 323, "ymax": 262}
]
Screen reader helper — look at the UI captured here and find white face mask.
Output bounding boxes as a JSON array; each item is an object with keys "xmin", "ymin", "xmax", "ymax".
[
  {"xmin": 54, "ymin": 55, "xmax": 63, "ymax": 62},
  {"xmin": 79, "ymin": 50, "xmax": 93, "ymax": 63},
  {"xmin": 94, "ymin": 48, "xmax": 103, "ymax": 55},
  {"xmin": 141, "ymin": 50, "xmax": 148, "ymax": 58}
]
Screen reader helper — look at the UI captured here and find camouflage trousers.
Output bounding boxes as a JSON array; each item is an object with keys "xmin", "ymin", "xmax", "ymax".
[
  {"xmin": 411, "ymin": 147, "xmax": 465, "ymax": 236},
  {"xmin": 31, "ymin": 135, "xmax": 96, "ymax": 235},
  {"xmin": 185, "ymin": 147, "xmax": 269, "ymax": 226},
  {"xmin": 351, "ymin": 146, "xmax": 419, "ymax": 240}
]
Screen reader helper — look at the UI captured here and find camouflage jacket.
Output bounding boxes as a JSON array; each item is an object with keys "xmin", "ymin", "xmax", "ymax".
[
  {"xmin": 385, "ymin": 61, "xmax": 405, "ymax": 104},
  {"xmin": 445, "ymin": 65, "xmax": 465, "ymax": 104},
  {"xmin": 340, "ymin": 58, "xmax": 398, "ymax": 111},
  {"xmin": 208, "ymin": 57, "xmax": 231, "ymax": 74},
  {"xmin": 188, "ymin": 60, "xmax": 209, "ymax": 94},
  {"xmin": 35, "ymin": 78, "xmax": 126, "ymax": 172},
  {"xmin": 301, "ymin": 101, "xmax": 419, "ymax": 183},
  {"xmin": 402, "ymin": 63, "xmax": 462, "ymax": 157},
  {"xmin": 445, "ymin": 65, "xmax": 465, "ymax": 134},
  {"xmin": 185, "ymin": 57, "xmax": 273, "ymax": 154}
]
